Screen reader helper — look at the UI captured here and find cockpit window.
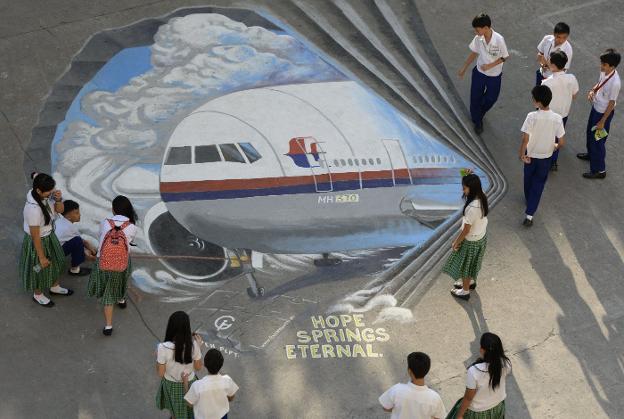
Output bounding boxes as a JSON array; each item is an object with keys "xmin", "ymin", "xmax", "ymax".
[
  {"xmin": 195, "ymin": 145, "xmax": 221, "ymax": 163},
  {"xmin": 219, "ymin": 143, "xmax": 245, "ymax": 163},
  {"xmin": 165, "ymin": 146, "xmax": 192, "ymax": 165},
  {"xmin": 239, "ymin": 142, "xmax": 261, "ymax": 163}
]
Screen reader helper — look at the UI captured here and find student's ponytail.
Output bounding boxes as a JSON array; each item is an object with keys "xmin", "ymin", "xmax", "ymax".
[{"xmin": 31, "ymin": 172, "xmax": 56, "ymax": 226}]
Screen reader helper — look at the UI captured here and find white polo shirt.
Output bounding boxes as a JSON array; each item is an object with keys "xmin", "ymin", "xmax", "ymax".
[
  {"xmin": 462, "ymin": 200, "xmax": 488, "ymax": 241},
  {"xmin": 542, "ymin": 72, "xmax": 579, "ymax": 118},
  {"xmin": 537, "ymin": 35, "xmax": 573, "ymax": 78},
  {"xmin": 156, "ymin": 341, "xmax": 202, "ymax": 382},
  {"xmin": 54, "ymin": 215, "xmax": 81, "ymax": 245},
  {"xmin": 592, "ymin": 70, "xmax": 621, "ymax": 113},
  {"xmin": 466, "ymin": 362, "xmax": 511, "ymax": 412},
  {"xmin": 379, "ymin": 382, "xmax": 447, "ymax": 419},
  {"xmin": 521, "ymin": 109, "xmax": 565, "ymax": 159},
  {"xmin": 23, "ymin": 190, "xmax": 56, "ymax": 237},
  {"xmin": 184, "ymin": 374, "xmax": 239, "ymax": 419},
  {"xmin": 469, "ymin": 30, "xmax": 509, "ymax": 77}
]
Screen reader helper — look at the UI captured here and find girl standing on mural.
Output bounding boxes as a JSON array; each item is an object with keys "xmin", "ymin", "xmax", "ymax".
[
  {"xmin": 443, "ymin": 173, "xmax": 489, "ymax": 301},
  {"xmin": 156, "ymin": 311, "xmax": 204, "ymax": 419},
  {"xmin": 87, "ymin": 195, "xmax": 137, "ymax": 335},
  {"xmin": 446, "ymin": 332, "xmax": 511, "ymax": 419},
  {"xmin": 20, "ymin": 172, "xmax": 74, "ymax": 307}
]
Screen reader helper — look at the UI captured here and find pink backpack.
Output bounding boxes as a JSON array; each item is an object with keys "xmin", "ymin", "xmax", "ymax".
[{"xmin": 99, "ymin": 219, "xmax": 130, "ymax": 272}]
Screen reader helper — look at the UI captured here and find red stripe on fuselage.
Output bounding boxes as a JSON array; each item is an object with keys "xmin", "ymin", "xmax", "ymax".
[{"xmin": 160, "ymin": 168, "xmax": 457, "ymax": 193}]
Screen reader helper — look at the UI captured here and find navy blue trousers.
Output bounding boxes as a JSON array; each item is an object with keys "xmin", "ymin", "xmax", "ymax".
[
  {"xmin": 586, "ymin": 107, "xmax": 615, "ymax": 173},
  {"xmin": 62, "ymin": 236, "xmax": 85, "ymax": 268},
  {"xmin": 551, "ymin": 116, "xmax": 567, "ymax": 165},
  {"xmin": 524, "ymin": 157, "xmax": 551, "ymax": 216},
  {"xmin": 535, "ymin": 69, "xmax": 545, "ymax": 86},
  {"xmin": 470, "ymin": 66, "xmax": 502, "ymax": 127}
]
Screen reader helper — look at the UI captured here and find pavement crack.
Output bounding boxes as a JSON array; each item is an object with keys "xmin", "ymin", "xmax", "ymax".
[{"xmin": 511, "ymin": 328, "xmax": 558, "ymax": 356}]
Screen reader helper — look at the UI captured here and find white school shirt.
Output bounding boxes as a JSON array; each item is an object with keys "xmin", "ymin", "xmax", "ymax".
[
  {"xmin": 156, "ymin": 341, "xmax": 202, "ymax": 382},
  {"xmin": 379, "ymin": 383, "xmax": 447, "ymax": 419},
  {"xmin": 466, "ymin": 362, "xmax": 511, "ymax": 412},
  {"xmin": 469, "ymin": 30, "xmax": 509, "ymax": 77},
  {"xmin": 462, "ymin": 200, "xmax": 488, "ymax": 241},
  {"xmin": 23, "ymin": 190, "xmax": 57, "ymax": 237},
  {"xmin": 96, "ymin": 215, "xmax": 138, "ymax": 257},
  {"xmin": 537, "ymin": 35, "xmax": 573, "ymax": 78},
  {"xmin": 521, "ymin": 109, "xmax": 565, "ymax": 159},
  {"xmin": 542, "ymin": 72, "xmax": 579, "ymax": 118},
  {"xmin": 184, "ymin": 374, "xmax": 239, "ymax": 419},
  {"xmin": 592, "ymin": 70, "xmax": 621, "ymax": 113},
  {"xmin": 54, "ymin": 215, "xmax": 81, "ymax": 245}
]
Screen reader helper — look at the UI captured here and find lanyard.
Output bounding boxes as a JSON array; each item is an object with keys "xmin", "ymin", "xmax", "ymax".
[{"xmin": 593, "ymin": 71, "xmax": 616, "ymax": 94}]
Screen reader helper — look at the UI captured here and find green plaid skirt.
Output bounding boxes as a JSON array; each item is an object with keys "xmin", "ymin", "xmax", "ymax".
[
  {"xmin": 156, "ymin": 377, "xmax": 197, "ymax": 419},
  {"xmin": 87, "ymin": 258, "xmax": 131, "ymax": 305},
  {"xmin": 19, "ymin": 233, "xmax": 66, "ymax": 291},
  {"xmin": 442, "ymin": 235, "xmax": 487, "ymax": 281},
  {"xmin": 446, "ymin": 398, "xmax": 505, "ymax": 419}
]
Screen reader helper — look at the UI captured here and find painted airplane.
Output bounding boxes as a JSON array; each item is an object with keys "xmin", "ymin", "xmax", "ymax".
[{"xmin": 158, "ymin": 81, "xmax": 467, "ymax": 296}]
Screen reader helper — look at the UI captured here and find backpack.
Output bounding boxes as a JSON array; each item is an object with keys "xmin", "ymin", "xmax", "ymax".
[{"xmin": 99, "ymin": 219, "xmax": 130, "ymax": 272}]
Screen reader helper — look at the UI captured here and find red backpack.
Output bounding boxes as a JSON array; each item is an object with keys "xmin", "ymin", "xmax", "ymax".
[{"xmin": 99, "ymin": 219, "xmax": 130, "ymax": 272}]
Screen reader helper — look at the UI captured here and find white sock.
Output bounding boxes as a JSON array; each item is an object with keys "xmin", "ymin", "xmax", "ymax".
[
  {"xmin": 526, "ymin": 215, "xmax": 533, "ymax": 220},
  {"xmin": 33, "ymin": 293, "xmax": 50, "ymax": 305},
  {"xmin": 50, "ymin": 285, "xmax": 68, "ymax": 294},
  {"xmin": 70, "ymin": 266, "xmax": 80, "ymax": 273},
  {"xmin": 104, "ymin": 325, "xmax": 113, "ymax": 330},
  {"xmin": 456, "ymin": 288, "xmax": 470, "ymax": 295}
]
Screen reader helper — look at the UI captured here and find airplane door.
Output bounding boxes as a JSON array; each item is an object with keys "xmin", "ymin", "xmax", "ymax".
[{"xmin": 382, "ymin": 139, "xmax": 412, "ymax": 185}]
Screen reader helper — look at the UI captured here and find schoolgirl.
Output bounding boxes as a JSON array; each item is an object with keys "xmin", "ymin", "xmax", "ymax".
[
  {"xmin": 87, "ymin": 195, "xmax": 137, "ymax": 335},
  {"xmin": 447, "ymin": 333, "xmax": 512, "ymax": 419},
  {"xmin": 156, "ymin": 311, "xmax": 203, "ymax": 419},
  {"xmin": 19, "ymin": 172, "xmax": 73, "ymax": 307},
  {"xmin": 443, "ymin": 173, "xmax": 489, "ymax": 301}
]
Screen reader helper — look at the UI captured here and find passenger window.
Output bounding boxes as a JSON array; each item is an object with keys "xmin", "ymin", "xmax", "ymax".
[
  {"xmin": 239, "ymin": 142, "xmax": 261, "ymax": 163},
  {"xmin": 195, "ymin": 145, "xmax": 221, "ymax": 163},
  {"xmin": 165, "ymin": 146, "xmax": 192, "ymax": 165},
  {"xmin": 361, "ymin": 159, "xmax": 367, "ymax": 166},
  {"xmin": 334, "ymin": 159, "xmax": 340, "ymax": 167},
  {"xmin": 219, "ymin": 143, "xmax": 245, "ymax": 163},
  {"xmin": 347, "ymin": 158, "xmax": 353, "ymax": 166},
  {"xmin": 340, "ymin": 159, "xmax": 346, "ymax": 166},
  {"xmin": 354, "ymin": 159, "xmax": 359, "ymax": 166},
  {"xmin": 368, "ymin": 158, "xmax": 375, "ymax": 165},
  {"xmin": 376, "ymin": 158, "xmax": 382, "ymax": 164}
]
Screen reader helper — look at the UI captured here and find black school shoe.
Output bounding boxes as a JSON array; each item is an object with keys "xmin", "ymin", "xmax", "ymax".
[
  {"xmin": 68, "ymin": 267, "xmax": 91, "ymax": 277},
  {"xmin": 523, "ymin": 218, "xmax": 533, "ymax": 227},
  {"xmin": 576, "ymin": 153, "xmax": 590, "ymax": 160},
  {"xmin": 103, "ymin": 327, "xmax": 113, "ymax": 336},
  {"xmin": 32, "ymin": 296, "xmax": 55, "ymax": 307},
  {"xmin": 474, "ymin": 123, "xmax": 484, "ymax": 135},
  {"xmin": 583, "ymin": 171, "xmax": 606, "ymax": 179},
  {"xmin": 117, "ymin": 299, "xmax": 127, "ymax": 309}
]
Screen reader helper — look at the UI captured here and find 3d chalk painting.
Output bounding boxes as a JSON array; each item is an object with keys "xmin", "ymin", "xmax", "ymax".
[{"xmin": 48, "ymin": 11, "xmax": 482, "ymax": 306}]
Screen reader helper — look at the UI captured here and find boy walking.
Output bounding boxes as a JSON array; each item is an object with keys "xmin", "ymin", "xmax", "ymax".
[
  {"xmin": 520, "ymin": 85, "xmax": 566, "ymax": 227},
  {"xmin": 536, "ymin": 22, "xmax": 573, "ymax": 86},
  {"xmin": 542, "ymin": 50, "xmax": 579, "ymax": 170},
  {"xmin": 577, "ymin": 49, "xmax": 621, "ymax": 179},
  {"xmin": 379, "ymin": 352, "xmax": 446, "ymax": 419},
  {"xmin": 458, "ymin": 13, "xmax": 510, "ymax": 134},
  {"xmin": 54, "ymin": 200, "xmax": 96, "ymax": 276},
  {"xmin": 184, "ymin": 349, "xmax": 239, "ymax": 419}
]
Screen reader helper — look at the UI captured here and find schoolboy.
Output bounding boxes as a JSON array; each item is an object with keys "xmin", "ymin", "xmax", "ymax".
[
  {"xmin": 458, "ymin": 13, "xmax": 510, "ymax": 134},
  {"xmin": 519, "ymin": 85, "xmax": 565, "ymax": 227},
  {"xmin": 577, "ymin": 49, "xmax": 621, "ymax": 179},
  {"xmin": 54, "ymin": 200, "xmax": 96, "ymax": 276},
  {"xmin": 184, "ymin": 349, "xmax": 239, "ymax": 419},
  {"xmin": 536, "ymin": 22, "xmax": 573, "ymax": 86},
  {"xmin": 379, "ymin": 352, "xmax": 446, "ymax": 419},
  {"xmin": 542, "ymin": 50, "xmax": 579, "ymax": 170}
]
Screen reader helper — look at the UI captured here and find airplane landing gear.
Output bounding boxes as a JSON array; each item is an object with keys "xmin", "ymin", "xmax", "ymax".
[
  {"xmin": 313, "ymin": 253, "xmax": 342, "ymax": 267},
  {"xmin": 234, "ymin": 249, "xmax": 265, "ymax": 298}
]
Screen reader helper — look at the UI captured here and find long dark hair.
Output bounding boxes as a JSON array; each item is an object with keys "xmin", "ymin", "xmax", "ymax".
[
  {"xmin": 112, "ymin": 195, "xmax": 137, "ymax": 224},
  {"xmin": 31, "ymin": 172, "xmax": 56, "ymax": 226},
  {"xmin": 462, "ymin": 174, "xmax": 489, "ymax": 218},
  {"xmin": 164, "ymin": 311, "xmax": 194, "ymax": 364},
  {"xmin": 475, "ymin": 332, "xmax": 511, "ymax": 390}
]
